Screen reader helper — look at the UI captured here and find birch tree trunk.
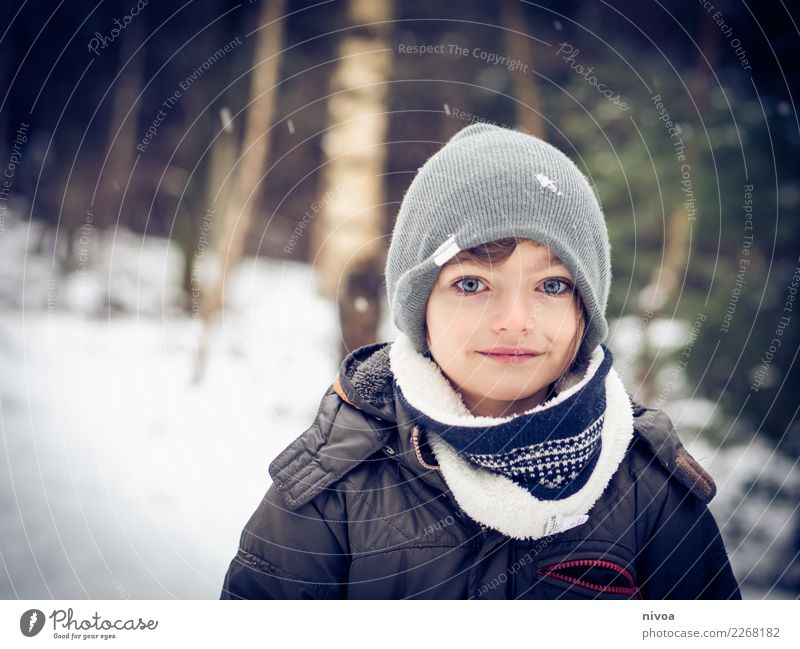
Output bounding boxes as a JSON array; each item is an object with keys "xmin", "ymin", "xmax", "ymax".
[{"xmin": 309, "ymin": 0, "xmax": 393, "ymax": 358}]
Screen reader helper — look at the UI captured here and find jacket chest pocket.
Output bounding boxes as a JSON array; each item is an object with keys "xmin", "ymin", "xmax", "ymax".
[
  {"xmin": 518, "ymin": 543, "xmax": 640, "ymax": 599},
  {"xmin": 536, "ymin": 556, "xmax": 640, "ymax": 599}
]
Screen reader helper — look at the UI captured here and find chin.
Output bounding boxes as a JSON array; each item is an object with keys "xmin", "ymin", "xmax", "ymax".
[{"xmin": 474, "ymin": 384, "xmax": 547, "ymax": 403}]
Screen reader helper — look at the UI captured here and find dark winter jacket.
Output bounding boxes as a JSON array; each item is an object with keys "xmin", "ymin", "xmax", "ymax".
[{"xmin": 220, "ymin": 341, "xmax": 741, "ymax": 599}]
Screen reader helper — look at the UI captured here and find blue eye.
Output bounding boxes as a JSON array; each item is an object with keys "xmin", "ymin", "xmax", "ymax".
[
  {"xmin": 453, "ymin": 277, "xmax": 486, "ymax": 295},
  {"xmin": 541, "ymin": 278, "xmax": 572, "ymax": 296}
]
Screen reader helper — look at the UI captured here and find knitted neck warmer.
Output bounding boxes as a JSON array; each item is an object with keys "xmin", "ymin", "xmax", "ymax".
[
  {"xmin": 389, "ymin": 333, "xmax": 635, "ymax": 540},
  {"xmin": 395, "ymin": 340, "xmax": 612, "ymax": 500}
]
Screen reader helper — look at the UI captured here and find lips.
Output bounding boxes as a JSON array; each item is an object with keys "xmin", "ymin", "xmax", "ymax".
[
  {"xmin": 477, "ymin": 347, "xmax": 541, "ymax": 356},
  {"xmin": 476, "ymin": 348, "xmax": 542, "ymax": 364}
]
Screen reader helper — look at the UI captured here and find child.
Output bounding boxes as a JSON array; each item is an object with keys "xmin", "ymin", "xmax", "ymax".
[{"xmin": 220, "ymin": 123, "xmax": 741, "ymax": 599}]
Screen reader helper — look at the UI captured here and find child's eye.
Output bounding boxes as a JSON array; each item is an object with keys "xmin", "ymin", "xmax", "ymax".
[
  {"xmin": 453, "ymin": 277, "xmax": 487, "ymax": 295},
  {"xmin": 540, "ymin": 278, "xmax": 573, "ymax": 296}
]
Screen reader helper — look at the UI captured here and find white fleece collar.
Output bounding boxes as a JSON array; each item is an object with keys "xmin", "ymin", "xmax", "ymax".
[
  {"xmin": 389, "ymin": 334, "xmax": 634, "ymax": 540},
  {"xmin": 389, "ymin": 333, "xmax": 603, "ymax": 427}
]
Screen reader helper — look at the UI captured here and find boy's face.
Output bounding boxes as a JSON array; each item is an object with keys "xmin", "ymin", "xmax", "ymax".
[{"xmin": 425, "ymin": 240, "xmax": 581, "ymax": 418}]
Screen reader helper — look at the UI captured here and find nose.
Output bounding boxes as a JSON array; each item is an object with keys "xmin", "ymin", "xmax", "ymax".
[{"xmin": 490, "ymin": 288, "xmax": 534, "ymax": 334}]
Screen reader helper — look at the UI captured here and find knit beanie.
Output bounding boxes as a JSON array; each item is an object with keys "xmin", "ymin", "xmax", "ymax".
[{"xmin": 385, "ymin": 122, "xmax": 611, "ymax": 366}]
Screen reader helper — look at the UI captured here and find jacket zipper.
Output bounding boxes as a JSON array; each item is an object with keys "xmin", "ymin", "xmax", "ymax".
[{"xmin": 538, "ymin": 558, "xmax": 641, "ymax": 598}]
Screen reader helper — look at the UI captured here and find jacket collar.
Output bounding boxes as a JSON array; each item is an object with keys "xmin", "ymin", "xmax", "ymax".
[
  {"xmin": 272, "ymin": 338, "xmax": 718, "ymax": 513},
  {"xmin": 334, "ymin": 338, "xmax": 718, "ymax": 506},
  {"xmin": 331, "ymin": 340, "xmax": 462, "ymax": 501},
  {"xmin": 333, "ymin": 341, "xmax": 397, "ymax": 422}
]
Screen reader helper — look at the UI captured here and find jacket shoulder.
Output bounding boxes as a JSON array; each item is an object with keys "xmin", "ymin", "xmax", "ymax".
[
  {"xmin": 629, "ymin": 400, "xmax": 717, "ymax": 504},
  {"xmin": 268, "ymin": 385, "xmax": 391, "ymax": 511}
]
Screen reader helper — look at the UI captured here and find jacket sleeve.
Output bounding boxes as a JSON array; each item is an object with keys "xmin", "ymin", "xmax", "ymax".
[
  {"xmin": 220, "ymin": 482, "xmax": 351, "ymax": 599},
  {"xmin": 636, "ymin": 478, "xmax": 742, "ymax": 599}
]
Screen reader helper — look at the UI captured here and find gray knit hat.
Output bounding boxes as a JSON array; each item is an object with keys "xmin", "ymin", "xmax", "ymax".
[{"xmin": 385, "ymin": 122, "xmax": 611, "ymax": 364}]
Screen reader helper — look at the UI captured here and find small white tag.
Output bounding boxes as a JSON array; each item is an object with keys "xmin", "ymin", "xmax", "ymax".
[
  {"xmin": 544, "ymin": 513, "xmax": 589, "ymax": 536},
  {"xmin": 432, "ymin": 234, "xmax": 461, "ymax": 266}
]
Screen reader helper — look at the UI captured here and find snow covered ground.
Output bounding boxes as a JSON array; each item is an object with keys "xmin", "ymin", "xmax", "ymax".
[
  {"xmin": 0, "ymin": 213, "xmax": 797, "ymax": 598},
  {"xmin": 0, "ymin": 214, "xmax": 340, "ymax": 598}
]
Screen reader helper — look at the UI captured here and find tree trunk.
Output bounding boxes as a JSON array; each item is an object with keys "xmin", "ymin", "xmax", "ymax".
[
  {"xmin": 195, "ymin": 0, "xmax": 286, "ymax": 381},
  {"xmin": 309, "ymin": 0, "xmax": 393, "ymax": 359},
  {"xmin": 634, "ymin": 8, "xmax": 719, "ymax": 405},
  {"xmin": 101, "ymin": 15, "xmax": 144, "ymax": 229},
  {"xmin": 500, "ymin": 2, "xmax": 544, "ymax": 138}
]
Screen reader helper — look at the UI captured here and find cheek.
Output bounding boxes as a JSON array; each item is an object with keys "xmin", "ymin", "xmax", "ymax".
[
  {"xmin": 426, "ymin": 292, "xmax": 463, "ymax": 336},
  {"xmin": 543, "ymin": 305, "xmax": 580, "ymax": 340},
  {"xmin": 556, "ymin": 311, "xmax": 579, "ymax": 334},
  {"xmin": 426, "ymin": 303, "xmax": 476, "ymax": 356}
]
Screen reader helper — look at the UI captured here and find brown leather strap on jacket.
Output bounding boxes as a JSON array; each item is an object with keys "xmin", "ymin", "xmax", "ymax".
[
  {"xmin": 675, "ymin": 446, "xmax": 717, "ymax": 503},
  {"xmin": 332, "ymin": 372, "xmax": 359, "ymax": 409}
]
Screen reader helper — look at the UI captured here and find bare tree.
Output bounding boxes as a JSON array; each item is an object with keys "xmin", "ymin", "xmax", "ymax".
[{"xmin": 195, "ymin": 0, "xmax": 287, "ymax": 380}]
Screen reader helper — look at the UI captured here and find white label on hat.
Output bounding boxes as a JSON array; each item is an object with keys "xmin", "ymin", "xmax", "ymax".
[
  {"xmin": 544, "ymin": 513, "xmax": 589, "ymax": 536},
  {"xmin": 432, "ymin": 234, "xmax": 461, "ymax": 266}
]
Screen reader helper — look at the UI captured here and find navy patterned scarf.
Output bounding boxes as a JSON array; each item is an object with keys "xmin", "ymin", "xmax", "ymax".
[{"xmin": 395, "ymin": 345, "xmax": 614, "ymax": 500}]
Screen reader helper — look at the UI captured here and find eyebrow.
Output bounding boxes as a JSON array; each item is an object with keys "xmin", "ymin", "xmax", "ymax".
[{"xmin": 442, "ymin": 254, "xmax": 568, "ymax": 273}]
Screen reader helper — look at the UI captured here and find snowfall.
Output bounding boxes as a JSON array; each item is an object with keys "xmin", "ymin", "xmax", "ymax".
[{"xmin": 0, "ymin": 211, "xmax": 797, "ymax": 599}]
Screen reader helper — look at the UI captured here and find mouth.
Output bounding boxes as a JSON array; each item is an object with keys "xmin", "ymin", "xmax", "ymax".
[{"xmin": 476, "ymin": 349, "xmax": 543, "ymax": 364}]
